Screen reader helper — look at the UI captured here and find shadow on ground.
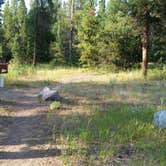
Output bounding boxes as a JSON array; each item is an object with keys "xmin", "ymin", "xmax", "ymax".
[{"xmin": 0, "ymin": 149, "xmax": 61, "ymax": 160}]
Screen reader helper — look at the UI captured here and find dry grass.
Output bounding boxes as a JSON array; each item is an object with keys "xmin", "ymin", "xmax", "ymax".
[{"xmin": 4, "ymin": 64, "xmax": 166, "ymax": 86}]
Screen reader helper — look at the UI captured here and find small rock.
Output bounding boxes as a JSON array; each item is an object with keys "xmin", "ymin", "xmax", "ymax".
[
  {"xmin": 153, "ymin": 110, "xmax": 166, "ymax": 128},
  {"xmin": 39, "ymin": 87, "xmax": 50, "ymax": 96},
  {"xmin": 38, "ymin": 87, "xmax": 61, "ymax": 101}
]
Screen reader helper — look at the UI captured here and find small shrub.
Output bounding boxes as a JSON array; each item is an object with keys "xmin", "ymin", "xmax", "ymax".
[{"xmin": 50, "ymin": 101, "xmax": 61, "ymax": 110}]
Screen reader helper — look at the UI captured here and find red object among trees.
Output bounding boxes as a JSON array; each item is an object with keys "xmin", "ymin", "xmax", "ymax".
[{"xmin": 0, "ymin": 63, "xmax": 8, "ymax": 74}]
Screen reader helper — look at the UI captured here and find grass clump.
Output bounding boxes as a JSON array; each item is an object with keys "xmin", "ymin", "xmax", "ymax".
[
  {"xmin": 0, "ymin": 106, "xmax": 10, "ymax": 115},
  {"xmin": 50, "ymin": 101, "xmax": 61, "ymax": 110}
]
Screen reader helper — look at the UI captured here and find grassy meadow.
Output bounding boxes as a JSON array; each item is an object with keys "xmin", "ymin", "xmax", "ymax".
[{"xmin": 2, "ymin": 64, "xmax": 166, "ymax": 165}]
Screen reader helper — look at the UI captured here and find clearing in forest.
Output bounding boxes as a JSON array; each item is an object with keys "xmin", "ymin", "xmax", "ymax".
[{"xmin": 0, "ymin": 67, "xmax": 166, "ymax": 165}]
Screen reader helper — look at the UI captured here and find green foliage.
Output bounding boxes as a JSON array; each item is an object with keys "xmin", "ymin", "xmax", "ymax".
[
  {"xmin": 0, "ymin": 0, "xmax": 4, "ymax": 58},
  {"xmin": 0, "ymin": 0, "xmax": 166, "ymax": 70},
  {"xmin": 149, "ymin": 23, "xmax": 166, "ymax": 63},
  {"xmin": 50, "ymin": 1, "xmax": 70, "ymax": 65},
  {"xmin": 127, "ymin": 0, "xmax": 164, "ymax": 65},
  {"xmin": 2, "ymin": 0, "xmax": 28, "ymax": 63},
  {"xmin": 78, "ymin": 13, "xmax": 100, "ymax": 67},
  {"xmin": 27, "ymin": 0, "xmax": 54, "ymax": 63},
  {"xmin": 50, "ymin": 101, "xmax": 61, "ymax": 110},
  {"xmin": 78, "ymin": 6, "xmax": 141, "ymax": 70},
  {"xmin": 97, "ymin": 13, "xmax": 140, "ymax": 70}
]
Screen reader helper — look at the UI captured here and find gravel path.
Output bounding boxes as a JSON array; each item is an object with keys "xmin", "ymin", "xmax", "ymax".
[{"xmin": 0, "ymin": 87, "xmax": 62, "ymax": 166}]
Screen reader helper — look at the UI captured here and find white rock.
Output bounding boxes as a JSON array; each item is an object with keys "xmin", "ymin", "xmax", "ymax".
[
  {"xmin": 153, "ymin": 110, "xmax": 166, "ymax": 128},
  {"xmin": 39, "ymin": 87, "xmax": 50, "ymax": 96},
  {"xmin": 38, "ymin": 87, "xmax": 61, "ymax": 101}
]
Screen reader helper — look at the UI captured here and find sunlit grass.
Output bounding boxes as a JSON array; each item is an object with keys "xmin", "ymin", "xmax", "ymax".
[
  {"xmin": 0, "ymin": 106, "xmax": 10, "ymax": 115},
  {"xmin": 4, "ymin": 64, "xmax": 166, "ymax": 87}
]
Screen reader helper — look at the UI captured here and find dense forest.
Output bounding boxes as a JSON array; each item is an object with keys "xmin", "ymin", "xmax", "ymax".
[{"xmin": 0, "ymin": 0, "xmax": 166, "ymax": 75}]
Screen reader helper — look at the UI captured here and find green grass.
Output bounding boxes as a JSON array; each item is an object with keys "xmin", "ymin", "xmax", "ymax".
[
  {"xmin": 51, "ymin": 106, "xmax": 166, "ymax": 165},
  {"xmin": 2, "ymin": 63, "xmax": 166, "ymax": 165}
]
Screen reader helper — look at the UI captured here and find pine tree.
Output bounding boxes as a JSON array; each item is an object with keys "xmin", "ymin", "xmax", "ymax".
[
  {"xmin": 28, "ymin": 0, "xmax": 54, "ymax": 65},
  {"xmin": 69, "ymin": 0, "xmax": 75, "ymax": 65},
  {"xmin": 78, "ymin": 8, "xmax": 99, "ymax": 67},
  {"xmin": 17, "ymin": 0, "xmax": 27, "ymax": 63},
  {"xmin": 3, "ymin": 1, "xmax": 11, "ymax": 43},
  {"xmin": 127, "ymin": 0, "xmax": 161, "ymax": 76},
  {"xmin": 0, "ymin": 0, "xmax": 4, "ymax": 60},
  {"xmin": 32, "ymin": 0, "xmax": 39, "ymax": 65},
  {"xmin": 3, "ymin": 0, "xmax": 28, "ymax": 63},
  {"xmin": 50, "ymin": 0, "xmax": 66, "ymax": 65},
  {"xmin": 3, "ymin": 1, "xmax": 13, "ymax": 60}
]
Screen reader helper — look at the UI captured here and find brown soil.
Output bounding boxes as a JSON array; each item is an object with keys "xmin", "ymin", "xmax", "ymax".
[{"xmin": 0, "ymin": 87, "xmax": 63, "ymax": 166}]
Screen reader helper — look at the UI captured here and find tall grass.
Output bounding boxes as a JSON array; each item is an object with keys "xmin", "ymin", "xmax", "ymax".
[{"xmin": 3, "ymin": 64, "xmax": 166, "ymax": 87}]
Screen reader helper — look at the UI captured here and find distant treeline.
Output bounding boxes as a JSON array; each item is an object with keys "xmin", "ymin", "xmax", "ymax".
[{"xmin": 0, "ymin": 0, "xmax": 166, "ymax": 72}]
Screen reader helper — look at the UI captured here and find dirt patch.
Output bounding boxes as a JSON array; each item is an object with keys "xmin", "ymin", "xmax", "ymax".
[{"xmin": 0, "ymin": 87, "xmax": 62, "ymax": 166}]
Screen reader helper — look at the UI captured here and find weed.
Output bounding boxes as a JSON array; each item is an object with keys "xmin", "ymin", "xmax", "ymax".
[{"xmin": 50, "ymin": 101, "xmax": 61, "ymax": 110}]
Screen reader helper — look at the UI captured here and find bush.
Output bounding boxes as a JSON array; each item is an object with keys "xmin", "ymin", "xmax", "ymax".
[{"xmin": 50, "ymin": 101, "xmax": 61, "ymax": 110}]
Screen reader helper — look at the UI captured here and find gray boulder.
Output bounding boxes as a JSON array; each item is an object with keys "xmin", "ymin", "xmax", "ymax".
[
  {"xmin": 38, "ymin": 87, "xmax": 61, "ymax": 101},
  {"xmin": 153, "ymin": 110, "xmax": 166, "ymax": 128}
]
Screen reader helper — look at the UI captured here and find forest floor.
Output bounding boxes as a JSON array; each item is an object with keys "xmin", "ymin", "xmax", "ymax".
[{"xmin": 0, "ymin": 66, "xmax": 166, "ymax": 165}]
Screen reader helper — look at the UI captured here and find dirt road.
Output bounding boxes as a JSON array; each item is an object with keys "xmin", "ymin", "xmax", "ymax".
[{"xmin": 0, "ymin": 87, "xmax": 63, "ymax": 166}]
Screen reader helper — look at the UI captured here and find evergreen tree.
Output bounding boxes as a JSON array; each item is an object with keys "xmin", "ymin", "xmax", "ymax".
[
  {"xmin": 16, "ymin": 0, "xmax": 28, "ymax": 63},
  {"xmin": 3, "ymin": 1, "xmax": 13, "ymax": 61},
  {"xmin": 1, "ymin": 0, "xmax": 165, "ymax": 69},
  {"xmin": 78, "ymin": 9, "xmax": 100, "ymax": 67},
  {"xmin": 0, "ymin": 0, "xmax": 4, "ymax": 60},
  {"xmin": 51, "ymin": 0, "xmax": 79, "ymax": 66},
  {"xmin": 69, "ymin": 0, "xmax": 75, "ymax": 64},
  {"xmin": 149, "ymin": 0, "xmax": 166, "ymax": 64},
  {"xmin": 127, "ymin": 0, "xmax": 161, "ymax": 76},
  {"xmin": 28, "ymin": 0, "xmax": 54, "ymax": 65},
  {"xmin": 3, "ymin": 1, "xmax": 12, "ymax": 42},
  {"xmin": 3, "ymin": 0, "xmax": 28, "ymax": 63},
  {"xmin": 50, "ymin": 0, "xmax": 67, "ymax": 65},
  {"xmin": 98, "ymin": 14, "xmax": 140, "ymax": 70}
]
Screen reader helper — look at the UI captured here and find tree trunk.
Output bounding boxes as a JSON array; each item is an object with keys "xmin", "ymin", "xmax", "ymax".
[
  {"xmin": 33, "ymin": 0, "xmax": 38, "ymax": 66},
  {"xmin": 142, "ymin": 22, "xmax": 149, "ymax": 77},
  {"xmin": 69, "ymin": 0, "xmax": 74, "ymax": 65},
  {"xmin": 33, "ymin": 41, "xmax": 36, "ymax": 66}
]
